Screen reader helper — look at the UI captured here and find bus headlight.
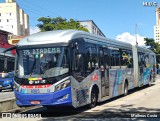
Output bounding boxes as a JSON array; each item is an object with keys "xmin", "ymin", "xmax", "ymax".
[{"xmin": 55, "ymin": 80, "xmax": 71, "ymax": 91}]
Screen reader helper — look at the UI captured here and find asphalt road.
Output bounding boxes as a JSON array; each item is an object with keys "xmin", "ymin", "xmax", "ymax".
[
  {"xmin": 0, "ymin": 89, "xmax": 15, "ymax": 101},
  {"xmin": 1, "ymin": 76, "xmax": 160, "ymax": 121},
  {"xmin": 5, "ymin": 75, "xmax": 158, "ymax": 121}
]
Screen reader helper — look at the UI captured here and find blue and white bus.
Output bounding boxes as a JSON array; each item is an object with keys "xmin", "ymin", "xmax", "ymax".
[
  {"xmin": 0, "ymin": 48, "xmax": 15, "ymax": 92},
  {"xmin": 0, "ymin": 48, "xmax": 15, "ymax": 76},
  {"xmin": 4, "ymin": 30, "xmax": 156, "ymax": 108}
]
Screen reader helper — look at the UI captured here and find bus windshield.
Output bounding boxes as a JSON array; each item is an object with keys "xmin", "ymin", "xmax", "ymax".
[{"xmin": 16, "ymin": 47, "xmax": 69, "ymax": 78}]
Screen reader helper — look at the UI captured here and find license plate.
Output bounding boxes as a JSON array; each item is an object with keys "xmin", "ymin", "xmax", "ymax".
[
  {"xmin": 31, "ymin": 89, "xmax": 40, "ymax": 94},
  {"xmin": 30, "ymin": 101, "xmax": 40, "ymax": 104}
]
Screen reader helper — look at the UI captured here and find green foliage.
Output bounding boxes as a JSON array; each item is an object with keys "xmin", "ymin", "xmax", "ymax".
[
  {"xmin": 144, "ymin": 38, "xmax": 155, "ymax": 48},
  {"xmin": 37, "ymin": 17, "xmax": 89, "ymax": 32},
  {"xmin": 144, "ymin": 38, "xmax": 160, "ymax": 64}
]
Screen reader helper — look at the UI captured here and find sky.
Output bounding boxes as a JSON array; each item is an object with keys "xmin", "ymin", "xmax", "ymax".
[{"xmin": 0, "ymin": 0, "xmax": 159, "ymax": 46}]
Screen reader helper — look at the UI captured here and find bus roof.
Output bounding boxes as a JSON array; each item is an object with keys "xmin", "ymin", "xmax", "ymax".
[
  {"xmin": 137, "ymin": 46, "xmax": 155, "ymax": 55},
  {"xmin": 18, "ymin": 30, "xmax": 94, "ymax": 46},
  {"xmin": 17, "ymin": 29, "xmax": 155, "ymax": 55},
  {"xmin": 17, "ymin": 30, "xmax": 131, "ymax": 47}
]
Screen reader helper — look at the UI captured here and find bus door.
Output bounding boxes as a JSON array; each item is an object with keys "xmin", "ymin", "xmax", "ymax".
[
  {"xmin": 99, "ymin": 47, "xmax": 110, "ymax": 97},
  {"xmin": 138, "ymin": 53, "xmax": 145, "ymax": 86}
]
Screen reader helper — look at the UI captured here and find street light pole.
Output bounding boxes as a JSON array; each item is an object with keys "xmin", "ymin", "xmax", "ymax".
[{"xmin": 135, "ymin": 24, "xmax": 138, "ymax": 46}]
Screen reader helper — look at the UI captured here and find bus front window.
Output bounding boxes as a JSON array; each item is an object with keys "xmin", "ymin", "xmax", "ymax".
[{"xmin": 16, "ymin": 47, "xmax": 69, "ymax": 78}]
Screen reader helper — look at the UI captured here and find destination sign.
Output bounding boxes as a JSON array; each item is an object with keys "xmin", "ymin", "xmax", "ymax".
[{"xmin": 23, "ymin": 47, "xmax": 61, "ymax": 55}]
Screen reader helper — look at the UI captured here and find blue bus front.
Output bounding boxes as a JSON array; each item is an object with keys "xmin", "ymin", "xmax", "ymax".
[{"xmin": 14, "ymin": 46, "xmax": 72, "ymax": 107}]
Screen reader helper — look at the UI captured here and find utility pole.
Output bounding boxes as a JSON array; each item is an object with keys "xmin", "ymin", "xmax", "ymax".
[{"xmin": 135, "ymin": 24, "xmax": 138, "ymax": 46}]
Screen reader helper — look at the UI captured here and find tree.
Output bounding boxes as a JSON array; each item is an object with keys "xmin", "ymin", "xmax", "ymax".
[
  {"xmin": 37, "ymin": 17, "xmax": 89, "ymax": 32},
  {"xmin": 144, "ymin": 38, "xmax": 155, "ymax": 49},
  {"xmin": 144, "ymin": 38, "xmax": 160, "ymax": 64}
]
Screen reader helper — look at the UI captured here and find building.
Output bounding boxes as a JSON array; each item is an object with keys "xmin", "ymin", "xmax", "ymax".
[
  {"xmin": 0, "ymin": 29, "xmax": 10, "ymax": 46},
  {"xmin": 0, "ymin": 0, "xmax": 29, "ymax": 36},
  {"xmin": 8, "ymin": 35, "xmax": 26, "ymax": 45},
  {"xmin": 79, "ymin": 20, "xmax": 105, "ymax": 37},
  {"xmin": 0, "ymin": 29, "xmax": 15, "ymax": 54},
  {"xmin": 154, "ymin": 7, "xmax": 160, "ymax": 43},
  {"xmin": 0, "ymin": 29, "xmax": 15, "ymax": 75}
]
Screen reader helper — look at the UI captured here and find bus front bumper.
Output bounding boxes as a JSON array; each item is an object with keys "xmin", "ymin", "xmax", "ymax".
[{"xmin": 14, "ymin": 87, "xmax": 72, "ymax": 107}]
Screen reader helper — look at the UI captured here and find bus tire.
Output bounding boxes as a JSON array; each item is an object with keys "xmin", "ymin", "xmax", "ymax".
[
  {"xmin": 0, "ymin": 89, "xmax": 2, "ymax": 92},
  {"xmin": 124, "ymin": 82, "xmax": 128, "ymax": 96},
  {"xmin": 89, "ymin": 89, "xmax": 98, "ymax": 108}
]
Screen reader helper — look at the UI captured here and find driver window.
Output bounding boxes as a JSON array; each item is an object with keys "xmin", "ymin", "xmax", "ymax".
[{"xmin": 72, "ymin": 53, "xmax": 85, "ymax": 82}]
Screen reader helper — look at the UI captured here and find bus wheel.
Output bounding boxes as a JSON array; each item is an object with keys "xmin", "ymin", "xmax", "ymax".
[
  {"xmin": 89, "ymin": 89, "xmax": 98, "ymax": 108},
  {"xmin": 124, "ymin": 83, "xmax": 128, "ymax": 96},
  {"xmin": 0, "ymin": 89, "xmax": 2, "ymax": 92}
]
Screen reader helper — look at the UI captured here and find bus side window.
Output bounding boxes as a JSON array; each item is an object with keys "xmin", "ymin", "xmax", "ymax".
[
  {"xmin": 120, "ymin": 49, "xmax": 133, "ymax": 68},
  {"xmin": 138, "ymin": 53, "xmax": 145, "ymax": 74},
  {"xmin": 109, "ymin": 49, "xmax": 114, "ymax": 68},
  {"xmin": 144, "ymin": 55, "xmax": 149, "ymax": 68},
  {"xmin": 86, "ymin": 46, "xmax": 98, "ymax": 74},
  {"xmin": 107, "ymin": 48, "xmax": 120, "ymax": 69},
  {"xmin": 72, "ymin": 53, "xmax": 85, "ymax": 82},
  {"xmin": 115, "ymin": 49, "xmax": 121, "ymax": 68},
  {"xmin": 76, "ymin": 54, "xmax": 84, "ymax": 72},
  {"xmin": 126, "ymin": 50, "xmax": 133, "ymax": 68}
]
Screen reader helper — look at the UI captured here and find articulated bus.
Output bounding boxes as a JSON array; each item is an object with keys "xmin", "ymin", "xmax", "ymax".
[{"xmin": 4, "ymin": 30, "xmax": 156, "ymax": 108}]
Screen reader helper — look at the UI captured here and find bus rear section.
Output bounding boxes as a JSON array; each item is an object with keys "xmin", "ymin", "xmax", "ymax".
[{"xmin": 136, "ymin": 47, "xmax": 157, "ymax": 87}]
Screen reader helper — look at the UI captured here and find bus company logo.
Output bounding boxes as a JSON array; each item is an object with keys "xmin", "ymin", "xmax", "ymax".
[
  {"xmin": 91, "ymin": 73, "xmax": 98, "ymax": 81},
  {"xmin": 2, "ymin": 113, "xmax": 11, "ymax": 118},
  {"xmin": 143, "ymin": 2, "xmax": 158, "ymax": 7}
]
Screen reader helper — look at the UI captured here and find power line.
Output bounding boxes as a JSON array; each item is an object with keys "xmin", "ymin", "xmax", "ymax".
[
  {"xmin": 16, "ymin": 0, "xmax": 46, "ymax": 17},
  {"xmin": 16, "ymin": 0, "xmax": 55, "ymax": 17},
  {"xmin": 22, "ymin": 0, "xmax": 60, "ymax": 17}
]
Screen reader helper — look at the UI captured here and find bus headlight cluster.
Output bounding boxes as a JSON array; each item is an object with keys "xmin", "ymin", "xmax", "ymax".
[{"xmin": 55, "ymin": 80, "xmax": 70, "ymax": 91}]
